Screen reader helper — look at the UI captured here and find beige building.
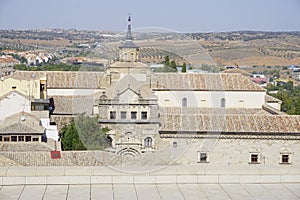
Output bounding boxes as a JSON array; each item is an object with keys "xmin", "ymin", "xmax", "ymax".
[
  {"xmin": 91, "ymin": 17, "xmax": 300, "ymax": 167},
  {"xmin": 0, "ymin": 71, "xmax": 58, "ymax": 144}
]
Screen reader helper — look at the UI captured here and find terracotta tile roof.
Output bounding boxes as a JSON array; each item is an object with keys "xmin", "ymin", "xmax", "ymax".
[
  {"xmin": 0, "ymin": 112, "xmax": 44, "ymax": 134},
  {"xmin": 9, "ymin": 71, "xmax": 46, "ymax": 80},
  {"xmin": 46, "ymin": 71, "xmax": 106, "ymax": 89},
  {"xmin": 159, "ymin": 114, "xmax": 300, "ymax": 133},
  {"xmin": 106, "ymin": 74, "xmax": 152, "ymax": 98},
  {"xmin": 223, "ymin": 68, "xmax": 251, "ymax": 76},
  {"xmin": 151, "ymin": 73, "xmax": 265, "ymax": 91},
  {"xmin": 50, "ymin": 93, "xmax": 102, "ymax": 115}
]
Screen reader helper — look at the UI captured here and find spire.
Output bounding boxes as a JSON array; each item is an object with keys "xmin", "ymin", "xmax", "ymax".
[{"xmin": 126, "ymin": 16, "xmax": 133, "ymax": 40}]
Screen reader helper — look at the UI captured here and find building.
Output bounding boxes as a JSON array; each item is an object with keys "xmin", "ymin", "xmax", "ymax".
[
  {"xmin": 0, "ymin": 71, "xmax": 58, "ymax": 147},
  {"xmin": 90, "ymin": 17, "xmax": 300, "ymax": 167}
]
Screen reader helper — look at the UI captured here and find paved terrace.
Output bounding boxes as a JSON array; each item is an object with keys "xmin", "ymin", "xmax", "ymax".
[{"xmin": 0, "ymin": 166, "xmax": 300, "ymax": 199}]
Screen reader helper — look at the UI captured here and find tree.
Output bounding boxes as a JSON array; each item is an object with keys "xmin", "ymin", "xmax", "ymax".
[
  {"xmin": 295, "ymin": 97, "xmax": 300, "ymax": 115},
  {"xmin": 60, "ymin": 114, "xmax": 110, "ymax": 151},
  {"xmin": 74, "ymin": 114, "xmax": 110, "ymax": 150},
  {"xmin": 170, "ymin": 60, "xmax": 177, "ymax": 70},
  {"xmin": 164, "ymin": 55, "xmax": 170, "ymax": 66},
  {"xmin": 182, "ymin": 62, "xmax": 186, "ymax": 73},
  {"xmin": 284, "ymin": 81, "xmax": 293, "ymax": 91},
  {"xmin": 61, "ymin": 120, "xmax": 86, "ymax": 151}
]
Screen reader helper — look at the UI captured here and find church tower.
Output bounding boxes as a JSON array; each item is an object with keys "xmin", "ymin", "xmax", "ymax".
[{"xmin": 119, "ymin": 16, "xmax": 139, "ymax": 62}]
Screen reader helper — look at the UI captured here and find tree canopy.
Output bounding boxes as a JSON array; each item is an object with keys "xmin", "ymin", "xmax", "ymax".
[
  {"xmin": 182, "ymin": 62, "xmax": 187, "ymax": 73},
  {"xmin": 61, "ymin": 114, "xmax": 110, "ymax": 151},
  {"xmin": 267, "ymin": 82, "xmax": 300, "ymax": 115}
]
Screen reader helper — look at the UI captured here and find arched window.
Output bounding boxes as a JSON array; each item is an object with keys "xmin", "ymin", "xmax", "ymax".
[
  {"xmin": 144, "ymin": 137, "xmax": 152, "ymax": 148},
  {"xmin": 182, "ymin": 97, "xmax": 187, "ymax": 107},
  {"xmin": 221, "ymin": 98, "xmax": 226, "ymax": 108},
  {"xmin": 106, "ymin": 136, "xmax": 113, "ymax": 147}
]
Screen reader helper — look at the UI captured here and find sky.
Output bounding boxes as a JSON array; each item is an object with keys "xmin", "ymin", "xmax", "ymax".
[{"xmin": 0, "ymin": 0, "xmax": 299, "ymax": 33}]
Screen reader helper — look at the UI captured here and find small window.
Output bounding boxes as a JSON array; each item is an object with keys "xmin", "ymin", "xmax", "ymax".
[
  {"xmin": 144, "ymin": 137, "xmax": 152, "ymax": 148},
  {"xmin": 221, "ymin": 98, "xmax": 226, "ymax": 108},
  {"xmin": 11, "ymin": 136, "xmax": 17, "ymax": 142},
  {"xmin": 12, "ymin": 86, "xmax": 16, "ymax": 89},
  {"xmin": 131, "ymin": 111, "xmax": 137, "ymax": 119},
  {"xmin": 121, "ymin": 111, "xmax": 127, "ymax": 119},
  {"xmin": 182, "ymin": 97, "xmax": 187, "ymax": 107},
  {"xmin": 280, "ymin": 154, "xmax": 291, "ymax": 164},
  {"xmin": 0, "ymin": 136, "xmax": 2, "ymax": 142},
  {"xmin": 141, "ymin": 111, "xmax": 147, "ymax": 120},
  {"xmin": 281, "ymin": 154, "xmax": 290, "ymax": 164},
  {"xmin": 32, "ymin": 137, "xmax": 39, "ymax": 142},
  {"xmin": 280, "ymin": 148, "xmax": 292, "ymax": 164},
  {"xmin": 25, "ymin": 136, "xmax": 31, "ymax": 142},
  {"xmin": 249, "ymin": 153, "xmax": 260, "ymax": 164},
  {"xmin": 198, "ymin": 152, "xmax": 209, "ymax": 163},
  {"xmin": 4, "ymin": 137, "xmax": 10, "ymax": 142},
  {"xmin": 200, "ymin": 153, "xmax": 208, "ymax": 162},
  {"xmin": 173, "ymin": 141, "xmax": 177, "ymax": 147},
  {"xmin": 18, "ymin": 136, "xmax": 24, "ymax": 142},
  {"xmin": 110, "ymin": 111, "xmax": 116, "ymax": 119}
]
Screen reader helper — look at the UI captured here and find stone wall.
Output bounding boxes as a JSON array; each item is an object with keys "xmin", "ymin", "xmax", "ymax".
[{"xmin": 164, "ymin": 138, "xmax": 300, "ymax": 167}]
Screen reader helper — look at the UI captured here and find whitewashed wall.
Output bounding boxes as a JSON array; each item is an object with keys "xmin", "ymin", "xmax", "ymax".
[
  {"xmin": 0, "ymin": 92, "xmax": 31, "ymax": 120},
  {"xmin": 155, "ymin": 91, "xmax": 266, "ymax": 108},
  {"xmin": 47, "ymin": 89, "xmax": 103, "ymax": 96}
]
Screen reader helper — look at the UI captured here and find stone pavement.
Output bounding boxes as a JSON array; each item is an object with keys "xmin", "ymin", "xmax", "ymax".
[
  {"xmin": 0, "ymin": 166, "xmax": 299, "ymax": 199},
  {"xmin": 0, "ymin": 183, "xmax": 300, "ymax": 200}
]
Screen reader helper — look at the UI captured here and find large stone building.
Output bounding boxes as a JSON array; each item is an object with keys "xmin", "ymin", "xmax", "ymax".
[{"xmin": 91, "ymin": 17, "xmax": 300, "ymax": 167}]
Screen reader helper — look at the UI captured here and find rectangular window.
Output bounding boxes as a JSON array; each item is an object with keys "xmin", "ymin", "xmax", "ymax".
[
  {"xmin": 18, "ymin": 136, "xmax": 24, "ymax": 142},
  {"xmin": 0, "ymin": 136, "xmax": 2, "ymax": 142},
  {"xmin": 281, "ymin": 154, "xmax": 290, "ymax": 164},
  {"xmin": 32, "ymin": 137, "xmax": 39, "ymax": 142},
  {"xmin": 110, "ymin": 111, "xmax": 116, "ymax": 119},
  {"xmin": 25, "ymin": 136, "xmax": 31, "ymax": 142},
  {"xmin": 141, "ymin": 111, "xmax": 147, "ymax": 120},
  {"xmin": 31, "ymin": 104, "xmax": 49, "ymax": 111},
  {"xmin": 250, "ymin": 154, "xmax": 259, "ymax": 164},
  {"xmin": 131, "ymin": 111, "xmax": 137, "ymax": 119},
  {"xmin": 200, "ymin": 153, "xmax": 208, "ymax": 162},
  {"xmin": 11, "ymin": 136, "xmax": 17, "ymax": 142},
  {"xmin": 4, "ymin": 137, "xmax": 10, "ymax": 142},
  {"xmin": 121, "ymin": 111, "xmax": 127, "ymax": 119}
]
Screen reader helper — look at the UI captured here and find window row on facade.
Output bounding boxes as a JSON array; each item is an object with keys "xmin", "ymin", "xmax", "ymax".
[
  {"xmin": 181, "ymin": 97, "xmax": 228, "ymax": 108},
  {"xmin": 110, "ymin": 111, "xmax": 148, "ymax": 120},
  {"xmin": 197, "ymin": 151, "xmax": 292, "ymax": 165},
  {"xmin": 0, "ymin": 135, "xmax": 41, "ymax": 142}
]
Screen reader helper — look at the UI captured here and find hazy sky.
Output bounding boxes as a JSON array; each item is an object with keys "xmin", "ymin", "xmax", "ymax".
[{"xmin": 0, "ymin": 0, "xmax": 299, "ymax": 32}]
